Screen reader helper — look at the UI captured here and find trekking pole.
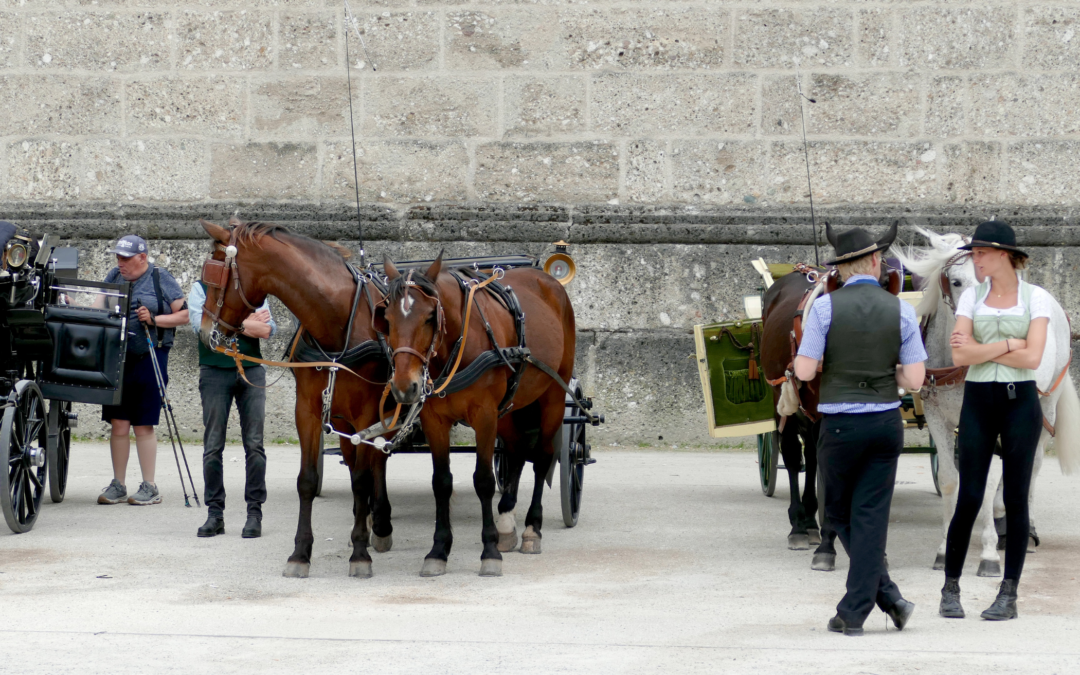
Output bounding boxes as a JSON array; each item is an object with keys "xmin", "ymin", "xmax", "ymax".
[{"xmin": 136, "ymin": 304, "xmax": 199, "ymax": 507}]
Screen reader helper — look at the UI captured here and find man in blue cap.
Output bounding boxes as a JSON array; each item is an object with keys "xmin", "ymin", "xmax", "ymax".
[{"xmin": 96, "ymin": 235, "xmax": 189, "ymax": 506}]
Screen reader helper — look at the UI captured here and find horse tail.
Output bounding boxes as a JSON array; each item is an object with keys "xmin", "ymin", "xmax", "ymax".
[{"xmin": 1054, "ymin": 372, "xmax": 1080, "ymax": 475}]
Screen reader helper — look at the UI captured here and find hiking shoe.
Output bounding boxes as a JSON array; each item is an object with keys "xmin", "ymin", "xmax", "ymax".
[
  {"xmin": 97, "ymin": 479, "xmax": 128, "ymax": 504},
  {"xmin": 128, "ymin": 481, "xmax": 162, "ymax": 505}
]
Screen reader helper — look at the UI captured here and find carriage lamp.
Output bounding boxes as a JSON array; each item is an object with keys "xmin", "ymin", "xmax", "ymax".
[
  {"xmin": 544, "ymin": 241, "xmax": 577, "ymax": 285},
  {"xmin": 743, "ymin": 294, "xmax": 763, "ymax": 321},
  {"xmin": 4, "ymin": 236, "xmax": 31, "ymax": 269}
]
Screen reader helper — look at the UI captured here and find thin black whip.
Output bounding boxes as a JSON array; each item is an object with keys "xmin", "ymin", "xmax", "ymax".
[
  {"xmin": 796, "ymin": 69, "xmax": 820, "ymax": 267},
  {"xmin": 344, "ymin": 0, "xmax": 376, "ymax": 268}
]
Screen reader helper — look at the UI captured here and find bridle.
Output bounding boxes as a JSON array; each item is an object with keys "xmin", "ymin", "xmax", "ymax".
[
  {"xmin": 201, "ymin": 232, "xmax": 262, "ymax": 349},
  {"xmin": 938, "ymin": 243, "xmax": 973, "ymax": 312},
  {"xmin": 383, "ymin": 269, "xmax": 446, "ymax": 377}
]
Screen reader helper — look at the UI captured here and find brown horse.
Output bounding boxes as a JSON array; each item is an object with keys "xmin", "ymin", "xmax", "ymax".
[
  {"xmin": 198, "ymin": 218, "xmax": 392, "ymax": 579},
  {"xmin": 375, "ymin": 254, "xmax": 575, "ymax": 577},
  {"xmin": 761, "ymin": 270, "xmax": 838, "ymax": 571}
]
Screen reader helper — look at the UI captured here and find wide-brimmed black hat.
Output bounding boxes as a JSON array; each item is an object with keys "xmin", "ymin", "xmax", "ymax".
[
  {"xmin": 958, "ymin": 220, "xmax": 1027, "ymax": 258},
  {"xmin": 825, "ymin": 221, "xmax": 898, "ymax": 265}
]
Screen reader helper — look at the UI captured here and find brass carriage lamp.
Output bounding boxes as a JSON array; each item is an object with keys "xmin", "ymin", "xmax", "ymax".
[{"xmin": 544, "ymin": 241, "xmax": 576, "ymax": 285}]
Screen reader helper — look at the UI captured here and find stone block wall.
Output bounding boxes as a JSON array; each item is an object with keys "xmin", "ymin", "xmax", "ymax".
[{"xmin": 2, "ymin": 2, "xmax": 1080, "ymax": 445}]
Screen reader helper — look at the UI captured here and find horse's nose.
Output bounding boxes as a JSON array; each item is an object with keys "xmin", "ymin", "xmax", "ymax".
[{"xmin": 391, "ymin": 380, "xmax": 420, "ymax": 405}]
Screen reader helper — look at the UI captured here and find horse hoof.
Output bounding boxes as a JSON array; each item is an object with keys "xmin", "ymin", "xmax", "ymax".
[
  {"xmin": 811, "ymin": 552, "xmax": 835, "ymax": 572},
  {"xmin": 807, "ymin": 529, "xmax": 822, "ymax": 547},
  {"xmin": 420, "ymin": 558, "xmax": 447, "ymax": 577},
  {"xmin": 372, "ymin": 533, "xmax": 393, "ymax": 553},
  {"xmin": 349, "ymin": 560, "xmax": 373, "ymax": 578},
  {"xmin": 1028, "ymin": 536, "xmax": 1039, "ymax": 553},
  {"xmin": 520, "ymin": 526, "xmax": 542, "ymax": 554},
  {"xmin": 497, "ymin": 528, "xmax": 518, "ymax": 553},
  {"xmin": 788, "ymin": 534, "xmax": 810, "ymax": 551},
  {"xmin": 479, "ymin": 559, "xmax": 503, "ymax": 577},
  {"xmin": 283, "ymin": 562, "xmax": 310, "ymax": 578},
  {"xmin": 977, "ymin": 559, "xmax": 1002, "ymax": 577},
  {"xmin": 933, "ymin": 552, "xmax": 946, "ymax": 571}
]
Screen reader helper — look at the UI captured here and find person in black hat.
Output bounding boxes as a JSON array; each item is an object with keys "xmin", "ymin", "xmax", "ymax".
[
  {"xmin": 794, "ymin": 222, "xmax": 927, "ymax": 635},
  {"xmin": 95, "ymin": 235, "xmax": 189, "ymax": 506},
  {"xmin": 940, "ymin": 220, "xmax": 1050, "ymax": 621}
]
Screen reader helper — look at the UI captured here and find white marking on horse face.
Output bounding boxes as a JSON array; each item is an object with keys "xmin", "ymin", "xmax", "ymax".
[{"xmin": 400, "ymin": 291, "xmax": 414, "ymax": 317}]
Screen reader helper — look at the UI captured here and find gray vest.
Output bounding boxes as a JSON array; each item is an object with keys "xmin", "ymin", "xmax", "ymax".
[{"xmin": 820, "ymin": 282, "xmax": 902, "ymax": 405}]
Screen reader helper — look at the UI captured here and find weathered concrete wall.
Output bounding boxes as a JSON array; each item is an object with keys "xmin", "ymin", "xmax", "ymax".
[{"xmin": 4, "ymin": 2, "xmax": 1080, "ymax": 444}]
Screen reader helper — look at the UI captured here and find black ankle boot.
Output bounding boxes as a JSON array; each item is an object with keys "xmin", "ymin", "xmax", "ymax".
[
  {"xmin": 197, "ymin": 516, "xmax": 225, "ymax": 538},
  {"xmin": 981, "ymin": 579, "xmax": 1018, "ymax": 621},
  {"xmin": 242, "ymin": 514, "xmax": 262, "ymax": 539},
  {"xmin": 940, "ymin": 577, "xmax": 965, "ymax": 618}
]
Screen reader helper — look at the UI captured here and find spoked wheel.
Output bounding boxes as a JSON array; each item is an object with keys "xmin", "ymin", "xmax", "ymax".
[
  {"xmin": 757, "ymin": 431, "xmax": 779, "ymax": 497},
  {"xmin": 929, "ymin": 435, "xmax": 941, "ymax": 497},
  {"xmin": 560, "ymin": 382, "xmax": 589, "ymax": 528},
  {"xmin": 493, "ymin": 439, "xmax": 511, "ymax": 494},
  {"xmin": 2, "ymin": 381, "xmax": 48, "ymax": 533},
  {"xmin": 47, "ymin": 400, "xmax": 72, "ymax": 503}
]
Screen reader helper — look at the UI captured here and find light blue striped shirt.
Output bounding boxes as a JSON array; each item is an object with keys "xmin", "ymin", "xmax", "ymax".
[
  {"xmin": 187, "ymin": 282, "xmax": 277, "ymax": 338},
  {"xmin": 797, "ymin": 274, "xmax": 927, "ymax": 414}
]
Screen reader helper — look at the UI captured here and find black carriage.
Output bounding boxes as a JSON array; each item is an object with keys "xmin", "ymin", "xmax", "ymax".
[
  {"xmin": 2, "ymin": 229, "xmax": 132, "ymax": 533},
  {"xmin": 313, "ymin": 252, "xmax": 602, "ymax": 528}
]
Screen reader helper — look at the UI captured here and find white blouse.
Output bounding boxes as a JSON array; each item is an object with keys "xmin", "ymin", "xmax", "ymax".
[{"xmin": 955, "ymin": 283, "xmax": 1053, "ymax": 320}]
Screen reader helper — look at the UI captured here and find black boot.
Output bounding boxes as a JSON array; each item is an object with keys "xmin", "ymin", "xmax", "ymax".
[
  {"xmin": 981, "ymin": 579, "xmax": 1018, "ymax": 621},
  {"xmin": 940, "ymin": 577, "xmax": 965, "ymax": 618},
  {"xmin": 242, "ymin": 514, "xmax": 262, "ymax": 539},
  {"xmin": 886, "ymin": 598, "xmax": 915, "ymax": 631},
  {"xmin": 197, "ymin": 516, "xmax": 225, "ymax": 538},
  {"xmin": 827, "ymin": 615, "xmax": 863, "ymax": 636}
]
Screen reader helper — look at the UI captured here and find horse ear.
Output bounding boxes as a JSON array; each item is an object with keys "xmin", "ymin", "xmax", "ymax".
[
  {"xmin": 383, "ymin": 254, "xmax": 400, "ymax": 280},
  {"xmin": 200, "ymin": 219, "xmax": 230, "ymax": 245},
  {"xmin": 824, "ymin": 222, "xmax": 838, "ymax": 248},
  {"xmin": 425, "ymin": 250, "xmax": 444, "ymax": 280}
]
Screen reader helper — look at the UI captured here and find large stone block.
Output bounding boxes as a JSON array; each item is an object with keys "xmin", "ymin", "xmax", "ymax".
[
  {"xmin": 942, "ymin": 142, "xmax": 1001, "ymax": 205},
  {"xmin": 767, "ymin": 141, "xmax": 941, "ymax": 205},
  {"xmin": 733, "ymin": 9, "xmax": 854, "ymax": 68},
  {"xmin": 925, "ymin": 76, "xmax": 966, "ymax": 139},
  {"xmin": 445, "ymin": 8, "xmax": 565, "ymax": 70},
  {"xmin": 760, "ymin": 75, "xmax": 802, "ymax": 138},
  {"xmin": 26, "ymin": 12, "xmax": 169, "ymax": 71},
  {"xmin": 0, "ymin": 12, "xmax": 18, "ymax": 69},
  {"xmin": 126, "ymin": 76, "xmax": 245, "ymax": 139},
  {"xmin": 475, "ymin": 141, "xmax": 619, "ymax": 203},
  {"xmin": 803, "ymin": 72, "xmax": 920, "ymax": 137},
  {"xmin": 626, "ymin": 140, "xmax": 667, "ymax": 203},
  {"xmin": 502, "ymin": 75, "xmax": 586, "ymax": 137},
  {"xmin": 177, "ymin": 11, "xmax": 273, "ymax": 71},
  {"xmin": 897, "ymin": 7, "xmax": 1016, "ymax": 70},
  {"xmin": 671, "ymin": 141, "xmax": 767, "ymax": 205},
  {"xmin": 855, "ymin": 8, "xmax": 891, "ymax": 67},
  {"xmin": 0, "ymin": 75, "xmax": 121, "ymax": 136},
  {"xmin": 1005, "ymin": 141, "xmax": 1080, "ymax": 206},
  {"xmin": 355, "ymin": 12, "xmax": 440, "ymax": 72},
  {"xmin": 1023, "ymin": 6, "xmax": 1080, "ymax": 69},
  {"xmin": 210, "ymin": 142, "xmax": 318, "ymax": 200},
  {"xmin": 590, "ymin": 73, "xmax": 757, "ymax": 136},
  {"xmin": 970, "ymin": 74, "xmax": 1080, "ymax": 138},
  {"xmin": 82, "ymin": 139, "xmax": 209, "ymax": 201},
  {"xmin": 560, "ymin": 7, "xmax": 726, "ymax": 70},
  {"xmin": 364, "ymin": 76, "xmax": 497, "ymax": 137},
  {"xmin": 323, "ymin": 140, "xmax": 469, "ymax": 203},
  {"xmin": 251, "ymin": 77, "xmax": 351, "ymax": 138},
  {"xmin": 281, "ymin": 11, "xmax": 338, "ymax": 70},
  {"xmin": 3, "ymin": 141, "xmax": 80, "ymax": 200}
]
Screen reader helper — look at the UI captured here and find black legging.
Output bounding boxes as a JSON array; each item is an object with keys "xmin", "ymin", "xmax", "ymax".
[{"xmin": 945, "ymin": 381, "xmax": 1042, "ymax": 581}]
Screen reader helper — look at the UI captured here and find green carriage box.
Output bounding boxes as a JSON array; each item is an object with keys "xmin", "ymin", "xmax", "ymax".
[{"xmin": 693, "ymin": 319, "xmax": 776, "ymax": 439}]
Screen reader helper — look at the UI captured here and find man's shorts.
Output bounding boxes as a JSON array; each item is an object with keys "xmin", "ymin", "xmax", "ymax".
[{"xmin": 101, "ymin": 347, "xmax": 169, "ymax": 427}]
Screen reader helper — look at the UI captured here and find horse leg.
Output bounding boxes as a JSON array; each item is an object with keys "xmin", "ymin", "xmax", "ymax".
[
  {"xmin": 780, "ymin": 421, "xmax": 809, "ymax": 550},
  {"xmin": 348, "ymin": 448, "xmax": 374, "ymax": 578},
  {"xmin": 473, "ymin": 411, "xmax": 503, "ymax": 576},
  {"xmin": 977, "ymin": 455, "xmax": 1003, "ymax": 577},
  {"xmin": 929, "ymin": 414, "xmax": 959, "ymax": 570},
  {"xmin": 421, "ymin": 422, "xmax": 454, "ymax": 578},
  {"xmin": 801, "ymin": 423, "xmax": 822, "ymax": 545},
  {"xmin": 1027, "ymin": 434, "xmax": 1046, "ymax": 552},
  {"xmin": 495, "ymin": 449, "xmax": 526, "ymax": 552},
  {"xmin": 520, "ymin": 390, "xmax": 562, "ymax": 556},
  {"xmin": 806, "ymin": 419, "xmax": 838, "ymax": 571},
  {"xmin": 369, "ymin": 450, "xmax": 394, "ymax": 553},
  {"xmin": 284, "ymin": 409, "xmax": 321, "ymax": 578}
]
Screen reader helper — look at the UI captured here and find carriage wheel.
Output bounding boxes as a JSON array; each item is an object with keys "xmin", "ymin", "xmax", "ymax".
[
  {"xmin": 2, "ymin": 381, "xmax": 48, "ymax": 534},
  {"xmin": 493, "ymin": 439, "xmax": 510, "ymax": 494},
  {"xmin": 47, "ymin": 400, "xmax": 72, "ymax": 503},
  {"xmin": 314, "ymin": 428, "xmax": 326, "ymax": 498},
  {"xmin": 560, "ymin": 384, "xmax": 588, "ymax": 528},
  {"xmin": 757, "ymin": 431, "xmax": 779, "ymax": 497},
  {"xmin": 929, "ymin": 435, "xmax": 941, "ymax": 497}
]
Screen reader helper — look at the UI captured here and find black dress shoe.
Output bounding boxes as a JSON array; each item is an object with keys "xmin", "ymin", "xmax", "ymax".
[
  {"xmin": 886, "ymin": 598, "xmax": 915, "ymax": 631},
  {"xmin": 242, "ymin": 515, "xmax": 262, "ymax": 539},
  {"xmin": 198, "ymin": 516, "xmax": 225, "ymax": 538},
  {"xmin": 827, "ymin": 615, "xmax": 864, "ymax": 636}
]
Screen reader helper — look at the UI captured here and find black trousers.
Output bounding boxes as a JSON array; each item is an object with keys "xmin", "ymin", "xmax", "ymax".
[
  {"xmin": 819, "ymin": 409, "xmax": 904, "ymax": 626},
  {"xmin": 199, "ymin": 365, "xmax": 268, "ymax": 518},
  {"xmin": 946, "ymin": 381, "xmax": 1041, "ymax": 582}
]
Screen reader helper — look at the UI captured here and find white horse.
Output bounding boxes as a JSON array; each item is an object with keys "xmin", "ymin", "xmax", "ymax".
[{"xmin": 895, "ymin": 228, "xmax": 1080, "ymax": 575}]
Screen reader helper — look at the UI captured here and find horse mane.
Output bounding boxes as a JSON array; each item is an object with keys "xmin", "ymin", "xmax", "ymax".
[
  {"xmin": 892, "ymin": 227, "xmax": 968, "ymax": 318},
  {"xmin": 230, "ymin": 219, "xmax": 352, "ymax": 262},
  {"xmin": 385, "ymin": 269, "xmax": 439, "ymax": 304}
]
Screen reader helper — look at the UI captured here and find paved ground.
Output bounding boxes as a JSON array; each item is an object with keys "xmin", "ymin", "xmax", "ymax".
[{"xmin": 2, "ymin": 443, "xmax": 1079, "ymax": 674}]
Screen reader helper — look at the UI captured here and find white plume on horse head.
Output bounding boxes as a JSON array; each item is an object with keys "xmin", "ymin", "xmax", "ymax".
[{"xmin": 892, "ymin": 227, "xmax": 978, "ymax": 319}]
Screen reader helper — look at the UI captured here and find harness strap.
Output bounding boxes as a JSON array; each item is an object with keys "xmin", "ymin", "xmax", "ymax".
[
  {"xmin": 1043, "ymin": 416, "xmax": 1056, "ymax": 437},
  {"xmin": 521, "ymin": 354, "xmax": 599, "ymax": 425},
  {"xmin": 1039, "ymin": 350, "xmax": 1073, "ymax": 397},
  {"xmin": 429, "ymin": 271, "xmax": 502, "ymax": 395},
  {"xmin": 211, "ymin": 342, "xmax": 364, "ymax": 387}
]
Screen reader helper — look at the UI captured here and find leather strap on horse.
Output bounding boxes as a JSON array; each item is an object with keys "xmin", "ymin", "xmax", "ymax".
[
  {"xmin": 1039, "ymin": 350, "xmax": 1072, "ymax": 397},
  {"xmin": 521, "ymin": 354, "xmax": 600, "ymax": 425},
  {"xmin": 429, "ymin": 271, "xmax": 502, "ymax": 395},
  {"xmin": 923, "ymin": 365, "xmax": 968, "ymax": 389},
  {"xmin": 211, "ymin": 341, "xmax": 364, "ymax": 385}
]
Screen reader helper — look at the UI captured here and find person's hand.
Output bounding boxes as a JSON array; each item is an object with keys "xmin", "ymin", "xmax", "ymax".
[
  {"xmin": 136, "ymin": 305, "xmax": 154, "ymax": 325},
  {"xmin": 250, "ymin": 308, "xmax": 271, "ymax": 324},
  {"xmin": 949, "ymin": 330, "xmax": 971, "ymax": 348},
  {"xmin": 1009, "ymin": 338, "xmax": 1027, "ymax": 352}
]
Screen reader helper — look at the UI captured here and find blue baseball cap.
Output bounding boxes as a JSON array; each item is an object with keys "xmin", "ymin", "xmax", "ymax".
[{"xmin": 109, "ymin": 234, "xmax": 147, "ymax": 258}]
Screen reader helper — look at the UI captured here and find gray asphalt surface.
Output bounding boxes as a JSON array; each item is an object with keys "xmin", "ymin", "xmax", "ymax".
[{"xmin": 2, "ymin": 443, "xmax": 1079, "ymax": 674}]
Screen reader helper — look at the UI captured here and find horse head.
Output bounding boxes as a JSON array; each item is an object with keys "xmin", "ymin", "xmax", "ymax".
[
  {"xmin": 378, "ymin": 252, "xmax": 445, "ymax": 405},
  {"xmin": 198, "ymin": 217, "xmax": 272, "ymax": 349},
  {"xmin": 894, "ymin": 227, "xmax": 978, "ymax": 319}
]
